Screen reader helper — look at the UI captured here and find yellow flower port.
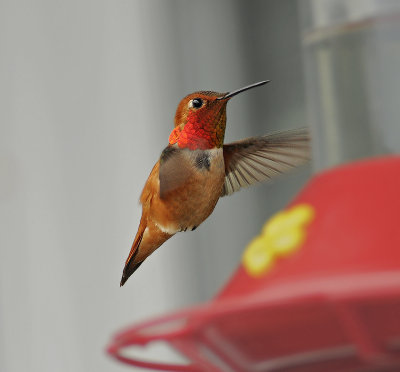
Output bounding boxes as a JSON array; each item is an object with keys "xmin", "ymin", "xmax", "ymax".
[{"xmin": 243, "ymin": 204, "xmax": 315, "ymax": 277}]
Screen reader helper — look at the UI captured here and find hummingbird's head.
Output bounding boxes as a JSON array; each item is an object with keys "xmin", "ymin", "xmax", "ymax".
[{"xmin": 169, "ymin": 81, "xmax": 269, "ymax": 150}]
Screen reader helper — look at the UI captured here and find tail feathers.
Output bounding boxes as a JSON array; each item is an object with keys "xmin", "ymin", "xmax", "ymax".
[
  {"xmin": 120, "ymin": 260, "xmax": 143, "ymax": 287},
  {"xmin": 120, "ymin": 224, "xmax": 145, "ymax": 287}
]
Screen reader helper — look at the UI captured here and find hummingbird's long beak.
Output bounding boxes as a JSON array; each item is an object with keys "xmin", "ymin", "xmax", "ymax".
[{"xmin": 217, "ymin": 80, "xmax": 270, "ymax": 100}]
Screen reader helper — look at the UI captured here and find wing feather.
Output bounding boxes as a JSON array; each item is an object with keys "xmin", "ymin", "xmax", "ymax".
[
  {"xmin": 221, "ymin": 128, "xmax": 310, "ymax": 196},
  {"xmin": 158, "ymin": 146, "xmax": 193, "ymax": 199}
]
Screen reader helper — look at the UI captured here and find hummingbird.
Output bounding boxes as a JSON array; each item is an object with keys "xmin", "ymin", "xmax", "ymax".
[{"xmin": 120, "ymin": 81, "xmax": 310, "ymax": 286}]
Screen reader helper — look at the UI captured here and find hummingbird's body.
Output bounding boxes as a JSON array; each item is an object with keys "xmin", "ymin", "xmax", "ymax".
[
  {"xmin": 123, "ymin": 147, "xmax": 225, "ymax": 275},
  {"xmin": 120, "ymin": 81, "xmax": 310, "ymax": 286}
]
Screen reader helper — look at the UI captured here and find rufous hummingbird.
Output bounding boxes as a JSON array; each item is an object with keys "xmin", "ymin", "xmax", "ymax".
[{"xmin": 120, "ymin": 81, "xmax": 310, "ymax": 286}]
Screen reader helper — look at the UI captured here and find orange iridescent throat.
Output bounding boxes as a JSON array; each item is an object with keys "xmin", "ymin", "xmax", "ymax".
[{"xmin": 169, "ymin": 106, "xmax": 227, "ymax": 150}]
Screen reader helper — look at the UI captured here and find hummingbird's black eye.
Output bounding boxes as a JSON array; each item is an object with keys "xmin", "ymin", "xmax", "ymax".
[{"xmin": 191, "ymin": 98, "xmax": 203, "ymax": 108}]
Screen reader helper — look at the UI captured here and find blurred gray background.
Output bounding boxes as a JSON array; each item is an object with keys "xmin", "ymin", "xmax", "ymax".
[{"xmin": 1, "ymin": 0, "xmax": 400, "ymax": 371}]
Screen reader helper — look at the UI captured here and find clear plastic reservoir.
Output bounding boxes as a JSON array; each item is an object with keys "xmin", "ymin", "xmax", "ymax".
[{"xmin": 300, "ymin": 0, "xmax": 400, "ymax": 170}]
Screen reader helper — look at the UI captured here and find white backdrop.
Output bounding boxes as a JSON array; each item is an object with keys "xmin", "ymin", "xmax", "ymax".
[{"xmin": 0, "ymin": 1, "xmax": 310, "ymax": 371}]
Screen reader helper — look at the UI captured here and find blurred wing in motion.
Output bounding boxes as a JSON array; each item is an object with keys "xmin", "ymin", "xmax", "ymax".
[{"xmin": 221, "ymin": 128, "xmax": 310, "ymax": 196}]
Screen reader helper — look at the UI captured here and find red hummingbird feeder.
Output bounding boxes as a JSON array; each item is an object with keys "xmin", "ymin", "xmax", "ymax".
[{"xmin": 107, "ymin": 156, "xmax": 400, "ymax": 371}]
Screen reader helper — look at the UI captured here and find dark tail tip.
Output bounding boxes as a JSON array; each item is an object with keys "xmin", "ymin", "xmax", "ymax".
[
  {"xmin": 120, "ymin": 274, "xmax": 128, "ymax": 287},
  {"xmin": 119, "ymin": 261, "xmax": 144, "ymax": 287}
]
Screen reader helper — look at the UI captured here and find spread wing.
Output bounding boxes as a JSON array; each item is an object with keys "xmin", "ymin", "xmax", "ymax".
[{"xmin": 221, "ymin": 128, "xmax": 310, "ymax": 196}]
